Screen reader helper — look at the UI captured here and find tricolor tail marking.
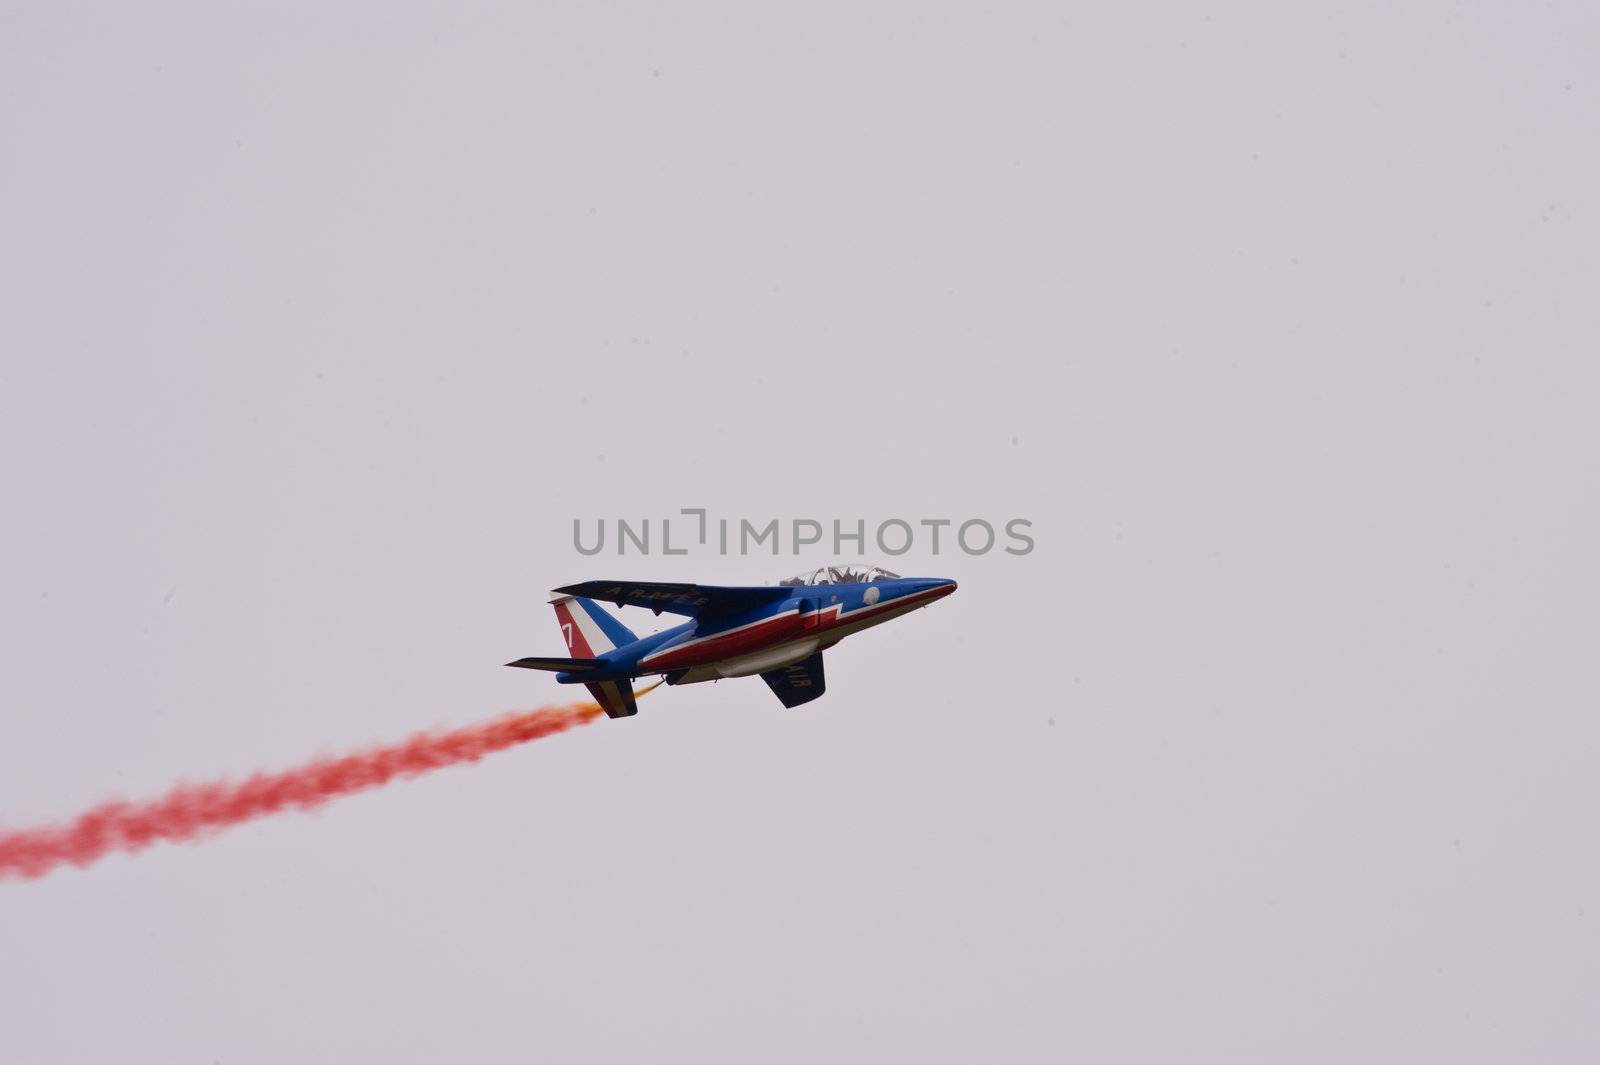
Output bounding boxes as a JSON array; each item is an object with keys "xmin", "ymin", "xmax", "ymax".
[{"xmin": 551, "ymin": 595, "xmax": 636, "ymax": 657}]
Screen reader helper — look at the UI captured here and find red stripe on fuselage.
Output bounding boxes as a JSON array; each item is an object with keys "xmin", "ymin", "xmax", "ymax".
[{"xmin": 642, "ymin": 609, "xmax": 805, "ymax": 671}]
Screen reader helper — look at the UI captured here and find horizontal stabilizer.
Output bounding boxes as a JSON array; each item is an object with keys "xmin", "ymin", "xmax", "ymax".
[{"xmin": 504, "ymin": 656, "xmax": 606, "ymax": 672}]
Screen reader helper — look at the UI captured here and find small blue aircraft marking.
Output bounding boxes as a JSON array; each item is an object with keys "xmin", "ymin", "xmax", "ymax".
[{"xmin": 506, "ymin": 564, "xmax": 958, "ymax": 716}]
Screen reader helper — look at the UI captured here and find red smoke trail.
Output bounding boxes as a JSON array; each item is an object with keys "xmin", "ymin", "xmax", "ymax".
[{"xmin": 0, "ymin": 701, "xmax": 606, "ymax": 881}]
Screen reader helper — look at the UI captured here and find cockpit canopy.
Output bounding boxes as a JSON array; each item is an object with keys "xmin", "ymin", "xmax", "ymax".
[{"xmin": 779, "ymin": 564, "xmax": 903, "ymax": 586}]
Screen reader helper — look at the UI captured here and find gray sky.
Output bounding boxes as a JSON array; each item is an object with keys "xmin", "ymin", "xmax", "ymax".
[{"xmin": 2, "ymin": 3, "xmax": 1597, "ymax": 1062}]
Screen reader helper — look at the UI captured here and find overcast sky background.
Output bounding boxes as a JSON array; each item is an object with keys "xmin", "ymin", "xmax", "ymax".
[{"xmin": 2, "ymin": 3, "xmax": 1597, "ymax": 1062}]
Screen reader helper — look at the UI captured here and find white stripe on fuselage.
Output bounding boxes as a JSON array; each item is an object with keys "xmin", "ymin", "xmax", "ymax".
[{"xmin": 808, "ymin": 587, "xmax": 942, "ymax": 642}]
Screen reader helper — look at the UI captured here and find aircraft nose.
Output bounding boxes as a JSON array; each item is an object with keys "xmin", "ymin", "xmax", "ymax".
[{"xmin": 914, "ymin": 578, "xmax": 958, "ymax": 601}]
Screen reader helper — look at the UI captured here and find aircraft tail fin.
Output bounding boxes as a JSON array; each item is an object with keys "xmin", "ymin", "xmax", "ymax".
[
  {"xmin": 550, "ymin": 592, "xmax": 638, "ymax": 656},
  {"xmin": 545, "ymin": 593, "xmax": 640, "ymax": 717}
]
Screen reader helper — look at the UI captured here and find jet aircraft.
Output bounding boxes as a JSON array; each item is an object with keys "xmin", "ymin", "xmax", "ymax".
[{"xmin": 507, "ymin": 565, "xmax": 957, "ymax": 715}]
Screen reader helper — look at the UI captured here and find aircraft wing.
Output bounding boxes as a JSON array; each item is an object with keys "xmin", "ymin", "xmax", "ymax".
[
  {"xmin": 761, "ymin": 651, "xmax": 827, "ymax": 708},
  {"xmin": 554, "ymin": 580, "xmax": 792, "ymax": 618}
]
